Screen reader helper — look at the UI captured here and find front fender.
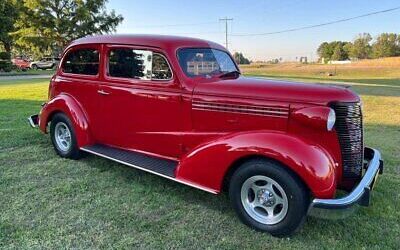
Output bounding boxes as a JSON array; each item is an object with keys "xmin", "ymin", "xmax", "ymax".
[
  {"xmin": 176, "ymin": 131, "xmax": 336, "ymax": 198},
  {"xmin": 39, "ymin": 93, "xmax": 92, "ymax": 147}
]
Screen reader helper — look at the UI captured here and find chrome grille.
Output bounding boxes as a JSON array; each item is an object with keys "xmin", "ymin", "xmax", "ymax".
[{"xmin": 333, "ymin": 102, "xmax": 363, "ymax": 179}]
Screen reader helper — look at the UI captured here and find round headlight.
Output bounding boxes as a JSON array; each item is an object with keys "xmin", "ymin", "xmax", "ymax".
[{"xmin": 327, "ymin": 108, "xmax": 336, "ymax": 131}]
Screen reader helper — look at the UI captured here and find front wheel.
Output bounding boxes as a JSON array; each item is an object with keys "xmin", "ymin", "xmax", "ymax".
[
  {"xmin": 229, "ymin": 158, "xmax": 309, "ymax": 237},
  {"xmin": 50, "ymin": 113, "xmax": 81, "ymax": 159}
]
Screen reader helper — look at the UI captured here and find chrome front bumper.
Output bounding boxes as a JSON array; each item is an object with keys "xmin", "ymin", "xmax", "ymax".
[{"xmin": 309, "ymin": 147, "xmax": 383, "ymax": 213}]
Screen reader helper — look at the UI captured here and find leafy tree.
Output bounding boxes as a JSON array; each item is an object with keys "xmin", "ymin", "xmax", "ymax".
[
  {"xmin": 318, "ymin": 41, "xmax": 349, "ymax": 62},
  {"xmin": 372, "ymin": 33, "xmax": 399, "ymax": 58},
  {"xmin": 317, "ymin": 42, "xmax": 333, "ymax": 61},
  {"xmin": 12, "ymin": 0, "xmax": 123, "ymax": 57},
  {"xmin": 348, "ymin": 33, "xmax": 372, "ymax": 59},
  {"xmin": 332, "ymin": 44, "xmax": 346, "ymax": 60},
  {"xmin": 0, "ymin": 0, "xmax": 19, "ymax": 54},
  {"xmin": 233, "ymin": 52, "xmax": 251, "ymax": 64}
]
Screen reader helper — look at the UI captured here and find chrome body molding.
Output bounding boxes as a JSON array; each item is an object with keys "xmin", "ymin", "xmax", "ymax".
[
  {"xmin": 309, "ymin": 147, "xmax": 383, "ymax": 211},
  {"xmin": 192, "ymin": 100, "xmax": 289, "ymax": 117}
]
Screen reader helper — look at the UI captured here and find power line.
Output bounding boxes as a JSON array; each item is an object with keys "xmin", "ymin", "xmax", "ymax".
[
  {"xmin": 219, "ymin": 17, "xmax": 233, "ymax": 49},
  {"xmin": 162, "ymin": 31, "xmax": 223, "ymax": 35},
  {"xmin": 232, "ymin": 6, "xmax": 400, "ymax": 37},
  {"xmin": 129, "ymin": 21, "xmax": 219, "ymax": 28}
]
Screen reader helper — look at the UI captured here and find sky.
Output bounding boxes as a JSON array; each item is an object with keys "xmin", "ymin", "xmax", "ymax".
[{"xmin": 106, "ymin": 0, "xmax": 400, "ymax": 61}]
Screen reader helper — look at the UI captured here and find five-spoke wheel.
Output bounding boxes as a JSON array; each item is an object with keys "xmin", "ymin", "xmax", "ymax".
[
  {"xmin": 241, "ymin": 175, "xmax": 288, "ymax": 225},
  {"xmin": 50, "ymin": 113, "xmax": 81, "ymax": 159},
  {"xmin": 229, "ymin": 158, "xmax": 309, "ymax": 237},
  {"xmin": 54, "ymin": 122, "xmax": 72, "ymax": 152}
]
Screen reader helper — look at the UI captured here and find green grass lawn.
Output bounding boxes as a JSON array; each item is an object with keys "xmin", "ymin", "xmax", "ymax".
[{"xmin": 0, "ymin": 76, "xmax": 399, "ymax": 249}]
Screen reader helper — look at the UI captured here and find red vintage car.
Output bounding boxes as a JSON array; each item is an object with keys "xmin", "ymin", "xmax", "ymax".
[{"xmin": 28, "ymin": 35, "xmax": 383, "ymax": 236}]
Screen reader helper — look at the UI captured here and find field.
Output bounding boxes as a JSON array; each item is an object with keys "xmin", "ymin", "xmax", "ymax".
[
  {"xmin": 1, "ymin": 63, "xmax": 400, "ymax": 248},
  {"xmin": 241, "ymin": 56, "xmax": 400, "ymax": 80}
]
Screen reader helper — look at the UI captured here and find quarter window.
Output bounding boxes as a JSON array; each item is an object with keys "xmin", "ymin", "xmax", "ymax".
[
  {"xmin": 108, "ymin": 48, "xmax": 172, "ymax": 81},
  {"xmin": 152, "ymin": 53, "xmax": 172, "ymax": 80},
  {"xmin": 63, "ymin": 48, "xmax": 99, "ymax": 75}
]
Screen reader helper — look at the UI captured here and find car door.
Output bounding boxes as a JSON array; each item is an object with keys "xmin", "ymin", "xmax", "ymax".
[
  {"xmin": 96, "ymin": 45, "xmax": 184, "ymax": 158},
  {"xmin": 57, "ymin": 45, "xmax": 103, "ymax": 140}
]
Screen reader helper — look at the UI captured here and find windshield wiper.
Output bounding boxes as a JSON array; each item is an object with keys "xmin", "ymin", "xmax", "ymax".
[{"xmin": 218, "ymin": 70, "xmax": 241, "ymax": 78}]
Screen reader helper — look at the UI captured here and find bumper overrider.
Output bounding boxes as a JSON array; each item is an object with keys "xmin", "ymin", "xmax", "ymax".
[
  {"xmin": 28, "ymin": 114, "xmax": 39, "ymax": 128},
  {"xmin": 309, "ymin": 147, "xmax": 383, "ymax": 214}
]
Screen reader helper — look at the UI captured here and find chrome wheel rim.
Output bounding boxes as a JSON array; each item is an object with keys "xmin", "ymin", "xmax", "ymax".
[
  {"xmin": 240, "ymin": 175, "xmax": 288, "ymax": 225},
  {"xmin": 54, "ymin": 122, "xmax": 71, "ymax": 152}
]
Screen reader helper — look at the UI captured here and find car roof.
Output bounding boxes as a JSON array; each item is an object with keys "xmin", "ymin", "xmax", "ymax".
[{"xmin": 67, "ymin": 34, "xmax": 226, "ymax": 51}]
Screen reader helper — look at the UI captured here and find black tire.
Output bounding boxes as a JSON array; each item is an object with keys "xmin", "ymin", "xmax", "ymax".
[
  {"xmin": 31, "ymin": 64, "xmax": 38, "ymax": 70},
  {"xmin": 50, "ymin": 113, "xmax": 81, "ymax": 159},
  {"xmin": 229, "ymin": 158, "xmax": 309, "ymax": 237}
]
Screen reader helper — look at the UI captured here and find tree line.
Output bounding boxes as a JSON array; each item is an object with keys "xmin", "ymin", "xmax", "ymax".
[
  {"xmin": 317, "ymin": 33, "xmax": 400, "ymax": 62},
  {"xmin": 233, "ymin": 52, "xmax": 251, "ymax": 64},
  {"xmin": 0, "ymin": 0, "xmax": 123, "ymax": 59}
]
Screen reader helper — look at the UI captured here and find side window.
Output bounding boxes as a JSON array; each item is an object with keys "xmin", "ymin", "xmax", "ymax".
[
  {"xmin": 108, "ymin": 48, "xmax": 172, "ymax": 81},
  {"xmin": 63, "ymin": 48, "xmax": 99, "ymax": 75},
  {"xmin": 152, "ymin": 53, "xmax": 172, "ymax": 80},
  {"xmin": 109, "ymin": 49, "xmax": 152, "ymax": 80}
]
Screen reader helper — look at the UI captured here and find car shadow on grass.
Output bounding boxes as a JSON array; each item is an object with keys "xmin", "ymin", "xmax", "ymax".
[{"xmin": 81, "ymin": 153, "xmax": 232, "ymax": 211}]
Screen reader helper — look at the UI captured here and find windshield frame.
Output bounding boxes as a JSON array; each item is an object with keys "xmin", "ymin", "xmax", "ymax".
[{"xmin": 176, "ymin": 47, "xmax": 240, "ymax": 78}]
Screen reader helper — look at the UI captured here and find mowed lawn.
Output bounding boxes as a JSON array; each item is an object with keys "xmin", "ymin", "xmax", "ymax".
[{"xmin": 0, "ymin": 75, "xmax": 399, "ymax": 249}]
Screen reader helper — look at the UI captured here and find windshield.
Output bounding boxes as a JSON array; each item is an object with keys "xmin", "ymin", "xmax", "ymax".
[{"xmin": 178, "ymin": 48, "xmax": 238, "ymax": 78}]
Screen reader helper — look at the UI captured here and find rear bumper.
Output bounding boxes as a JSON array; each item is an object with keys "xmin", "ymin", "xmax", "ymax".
[
  {"xmin": 28, "ymin": 114, "xmax": 39, "ymax": 128},
  {"xmin": 309, "ymin": 147, "xmax": 383, "ymax": 213}
]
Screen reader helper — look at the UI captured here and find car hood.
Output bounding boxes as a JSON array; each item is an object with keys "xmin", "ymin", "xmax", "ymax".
[{"xmin": 193, "ymin": 76, "xmax": 360, "ymax": 105}]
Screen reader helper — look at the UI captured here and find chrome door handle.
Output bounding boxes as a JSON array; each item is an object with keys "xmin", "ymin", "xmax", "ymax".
[{"xmin": 97, "ymin": 89, "xmax": 110, "ymax": 95}]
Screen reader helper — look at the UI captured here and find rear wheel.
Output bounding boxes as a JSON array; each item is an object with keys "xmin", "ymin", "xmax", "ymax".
[
  {"xmin": 50, "ymin": 113, "xmax": 81, "ymax": 159},
  {"xmin": 31, "ymin": 64, "xmax": 37, "ymax": 70},
  {"xmin": 229, "ymin": 158, "xmax": 309, "ymax": 237}
]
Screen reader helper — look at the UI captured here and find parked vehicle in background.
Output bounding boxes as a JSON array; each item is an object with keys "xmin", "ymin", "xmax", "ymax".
[
  {"xmin": 28, "ymin": 35, "xmax": 383, "ymax": 236},
  {"xmin": 30, "ymin": 57, "xmax": 60, "ymax": 70},
  {"xmin": 12, "ymin": 57, "xmax": 31, "ymax": 70}
]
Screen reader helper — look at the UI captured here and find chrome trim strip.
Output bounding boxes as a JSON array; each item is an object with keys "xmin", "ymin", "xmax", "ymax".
[
  {"xmin": 193, "ymin": 107, "xmax": 288, "ymax": 117},
  {"xmin": 192, "ymin": 101, "xmax": 289, "ymax": 117},
  {"xmin": 80, "ymin": 147, "xmax": 218, "ymax": 194},
  {"xmin": 193, "ymin": 101, "xmax": 289, "ymax": 111},
  {"xmin": 193, "ymin": 104, "xmax": 288, "ymax": 115},
  {"xmin": 310, "ymin": 147, "xmax": 382, "ymax": 210}
]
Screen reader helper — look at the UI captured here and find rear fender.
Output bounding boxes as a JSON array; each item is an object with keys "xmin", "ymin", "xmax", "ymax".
[
  {"xmin": 176, "ymin": 131, "xmax": 336, "ymax": 198},
  {"xmin": 39, "ymin": 93, "xmax": 93, "ymax": 147}
]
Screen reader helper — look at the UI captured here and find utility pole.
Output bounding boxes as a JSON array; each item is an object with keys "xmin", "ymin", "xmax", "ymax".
[{"xmin": 219, "ymin": 17, "xmax": 233, "ymax": 50}]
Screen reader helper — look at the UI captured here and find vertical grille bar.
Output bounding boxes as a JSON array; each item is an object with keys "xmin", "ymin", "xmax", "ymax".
[{"xmin": 332, "ymin": 102, "xmax": 364, "ymax": 179}]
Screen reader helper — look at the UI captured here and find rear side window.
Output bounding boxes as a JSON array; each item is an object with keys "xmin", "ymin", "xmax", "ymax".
[
  {"xmin": 108, "ymin": 48, "xmax": 172, "ymax": 81},
  {"xmin": 152, "ymin": 53, "xmax": 172, "ymax": 80},
  {"xmin": 63, "ymin": 48, "xmax": 99, "ymax": 75}
]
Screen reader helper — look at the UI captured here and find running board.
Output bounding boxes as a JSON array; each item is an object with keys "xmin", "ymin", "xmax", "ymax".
[
  {"xmin": 81, "ymin": 144, "xmax": 177, "ymax": 177},
  {"xmin": 81, "ymin": 144, "xmax": 217, "ymax": 194}
]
